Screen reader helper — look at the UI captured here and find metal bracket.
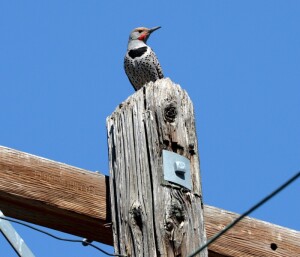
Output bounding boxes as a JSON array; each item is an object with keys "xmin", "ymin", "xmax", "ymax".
[
  {"xmin": 162, "ymin": 150, "xmax": 191, "ymax": 190},
  {"xmin": 0, "ymin": 211, "xmax": 35, "ymax": 257}
]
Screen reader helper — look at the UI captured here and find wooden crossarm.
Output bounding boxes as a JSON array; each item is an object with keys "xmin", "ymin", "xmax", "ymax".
[{"xmin": 0, "ymin": 146, "xmax": 299, "ymax": 256}]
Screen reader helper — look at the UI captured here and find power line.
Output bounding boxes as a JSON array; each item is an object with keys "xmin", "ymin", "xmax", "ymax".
[
  {"xmin": 0, "ymin": 216, "xmax": 126, "ymax": 257},
  {"xmin": 188, "ymin": 171, "xmax": 300, "ymax": 257}
]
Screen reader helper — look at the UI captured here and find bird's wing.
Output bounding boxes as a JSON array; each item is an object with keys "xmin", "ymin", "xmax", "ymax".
[
  {"xmin": 156, "ymin": 61, "xmax": 164, "ymax": 79},
  {"xmin": 150, "ymin": 50, "xmax": 164, "ymax": 79},
  {"xmin": 124, "ymin": 55, "xmax": 138, "ymax": 90}
]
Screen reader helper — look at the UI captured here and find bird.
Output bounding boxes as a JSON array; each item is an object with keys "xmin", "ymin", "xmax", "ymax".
[{"xmin": 124, "ymin": 26, "xmax": 164, "ymax": 91}]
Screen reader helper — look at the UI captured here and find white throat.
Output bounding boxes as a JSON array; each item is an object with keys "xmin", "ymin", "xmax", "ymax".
[{"xmin": 127, "ymin": 39, "xmax": 147, "ymax": 51}]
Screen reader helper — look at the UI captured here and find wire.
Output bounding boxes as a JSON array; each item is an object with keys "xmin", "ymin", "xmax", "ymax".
[
  {"xmin": 188, "ymin": 171, "xmax": 300, "ymax": 257},
  {"xmin": 0, "ymin": 216, "xmax": 126, "ymax": 257}
]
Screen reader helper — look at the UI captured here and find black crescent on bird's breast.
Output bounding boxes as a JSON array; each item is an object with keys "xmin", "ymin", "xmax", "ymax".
[{"xmin": 128, "ymin": 46, "xmax": 148, "ymax": 59}]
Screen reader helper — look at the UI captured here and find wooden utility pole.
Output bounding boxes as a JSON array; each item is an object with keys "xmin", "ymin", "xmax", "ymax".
[{"xmin": 107, "ymin": 78, "xmax": 207, "ymax": 257}]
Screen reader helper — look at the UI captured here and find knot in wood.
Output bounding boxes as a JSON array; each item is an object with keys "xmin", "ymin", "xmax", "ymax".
[
  {"xmin": 164, "ymin": 103, "xmax": 177, "ymax": 122},
  {"xmin": 130, "ymin": 202, "xmax": 143, "ymax": 230},
  {"xmin": 188, "ymin": 143, "xmax": 195, "ymax": 155},
  {"xmin": 165, "ymin": 220, "xmax": 174, "ymax": 232},
  {"xmin": 170, "ymin": 204, "xmax": 185, "ymax": 223}
]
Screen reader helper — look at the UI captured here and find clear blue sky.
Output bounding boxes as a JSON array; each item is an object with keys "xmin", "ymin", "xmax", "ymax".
[{"xmin": 1, "ymin": 1, "xmax": 299, "ymax": 256}]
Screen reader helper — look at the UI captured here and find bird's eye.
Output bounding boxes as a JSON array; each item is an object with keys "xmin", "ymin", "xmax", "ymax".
[{"xmin": 138, "ymin": 30, "xmax": 143, "ymax": 33}]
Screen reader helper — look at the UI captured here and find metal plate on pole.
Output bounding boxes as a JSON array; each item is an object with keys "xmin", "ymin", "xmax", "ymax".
[{"xmin": 163, "ymin": 150, "xmax": 192, "ymax": 190}]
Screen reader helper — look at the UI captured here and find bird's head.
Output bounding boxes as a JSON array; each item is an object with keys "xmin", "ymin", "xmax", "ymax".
[{"xmin": 129, "ymin": 26, "xmax": 161, "ymax": 43}]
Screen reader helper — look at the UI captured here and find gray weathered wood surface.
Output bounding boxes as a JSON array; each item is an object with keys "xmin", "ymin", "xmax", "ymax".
[{"xmin": 107, "ymin": 78, "xmax": 207, "ymax": 257}]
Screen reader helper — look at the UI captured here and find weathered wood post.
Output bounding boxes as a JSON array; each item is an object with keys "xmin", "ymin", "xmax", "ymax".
[{"xmin": 107, "ymin": 78, "xmax": 207, "ymax": 257}]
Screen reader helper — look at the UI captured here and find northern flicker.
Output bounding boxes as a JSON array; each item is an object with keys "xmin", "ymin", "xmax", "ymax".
[{"xmin": 124, "ymin": 26, "xmax": 164, "ymax": 91}]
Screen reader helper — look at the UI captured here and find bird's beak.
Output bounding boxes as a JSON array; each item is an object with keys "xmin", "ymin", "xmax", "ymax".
[{"xmin": 149, "ymin": 26, "xmax": 161, "ymax": 34}]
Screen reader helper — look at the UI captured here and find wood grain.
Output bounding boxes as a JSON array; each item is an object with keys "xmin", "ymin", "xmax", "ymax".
[
  {"xmin": 107, "ymin": 78, "xmax": 207, "ymax": 257},
  {"xmin": 0, "ymin": 145, "xmax": 112, "ymax": 245},
  {"xmin": 0, "ymin": 147, "xmax": 299, "ymax": 255},
  {"xmin": 204, "ymin": 205, "xmax": 300, "ymax": 257}
]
